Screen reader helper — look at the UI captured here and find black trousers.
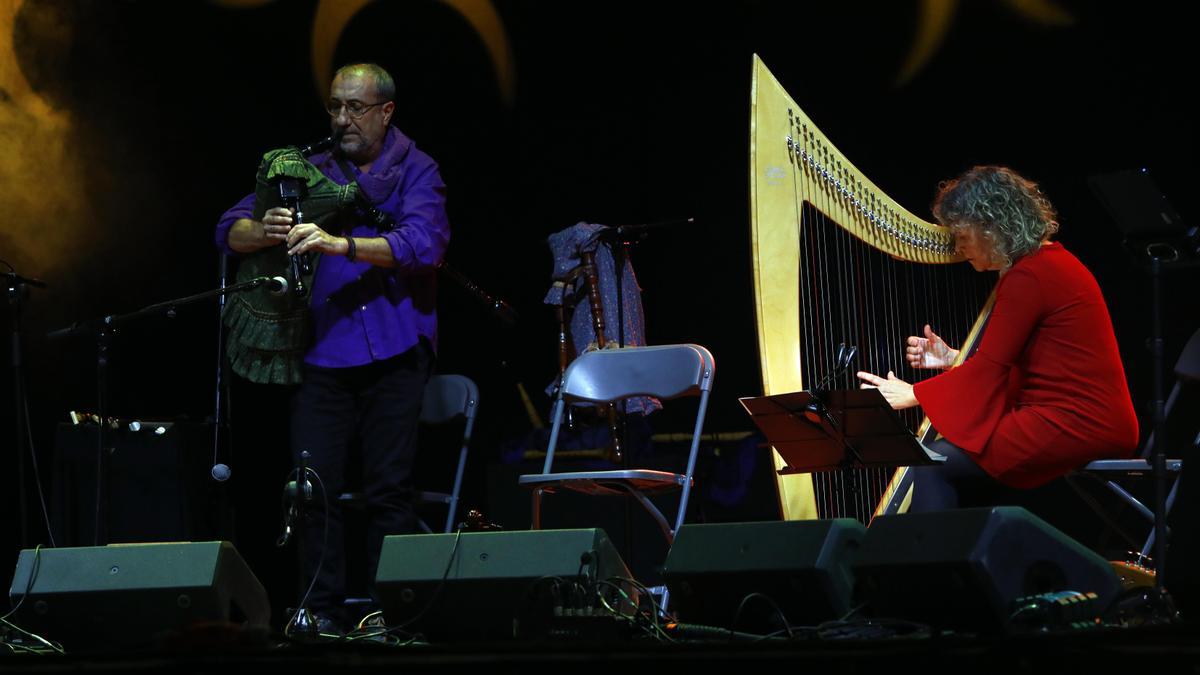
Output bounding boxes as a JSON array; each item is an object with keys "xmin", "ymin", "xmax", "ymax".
[
  {"xmin": 290, "ymin": 341, "xmax": 432, "ymax": 619},
  {"xmin": 908, "ymin": 438, "xmax": 1024, "ymax": 512}
]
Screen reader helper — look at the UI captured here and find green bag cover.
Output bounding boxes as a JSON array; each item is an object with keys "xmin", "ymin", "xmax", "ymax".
[{"xmin": 223, "ymin": 147, "xmax": 359, "ymax": 384}]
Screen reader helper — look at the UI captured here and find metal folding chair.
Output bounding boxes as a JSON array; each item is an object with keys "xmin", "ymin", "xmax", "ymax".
[
  {"xmin": 1068, "ymin": 327, "xmax": 1198, "ymax": 560},
  {"xmin": 339, "ymin": 374, "xmax": 479, "ymax": 613},
  {"xmin": 338, "ymin": 373, "xmax": 478, "ymax": 535},
  {"xmin": 518, "ymin": 344, "xmax": 715, "ymax": 545},
  {"xmin": 414, "ymin": 374, "xmax": 480, "ymax": 534}
]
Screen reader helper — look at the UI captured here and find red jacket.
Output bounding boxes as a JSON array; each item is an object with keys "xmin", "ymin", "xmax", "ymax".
[{"xmin": 913, "ymin": 243, "xmax": 1139, "ymax": 488}]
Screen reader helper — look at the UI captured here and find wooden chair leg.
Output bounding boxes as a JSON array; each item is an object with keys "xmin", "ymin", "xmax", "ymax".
[{"xmin": 531, "ymin": 487, "xmax": 544, "ymax": 530}]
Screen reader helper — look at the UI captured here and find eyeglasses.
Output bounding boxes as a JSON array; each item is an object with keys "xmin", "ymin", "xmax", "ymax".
[{"xmin": 325, "ymin": 99, "xmax": 385, "ymax": 119}]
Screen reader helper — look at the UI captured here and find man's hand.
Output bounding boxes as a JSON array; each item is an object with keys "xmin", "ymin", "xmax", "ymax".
[
  {"xmin": 906, "ymin": 324, "xmax": 959, "ymax": 370},
  {"xmin": 260, "ymin": 207, "xmax": 295, "ymax": 244},
  {"xmin": 227, "ymin": 206, "xmax": 295, "ymax": 253},
  {"xmin": 856, "ymin": 370, "xmax": 918, "ymax": 410},
  {"xmin": 287, "ymin": 222, "xmax": 350, "ymax": 257}
]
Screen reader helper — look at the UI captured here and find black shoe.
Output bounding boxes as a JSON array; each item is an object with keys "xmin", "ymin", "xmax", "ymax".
[
  {"xmin": 313, "ymin": 613, "xmax": 345, "ymax": 638},
  {"xmin": 288, "ymin": 608, "xmax": 344, "ymax": 641},
  {"xmin": 346, "ymin": 611, "xmax": 390, "ymax": 643},
  {"xmin": 347, "ymin": 611, "xmax": 417, "ymax": 646}
]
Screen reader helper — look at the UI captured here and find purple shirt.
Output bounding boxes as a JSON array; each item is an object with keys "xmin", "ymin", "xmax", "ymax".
[{"xmin": 216, "ymin": 127, "xmax": 450, "ymax": 368}]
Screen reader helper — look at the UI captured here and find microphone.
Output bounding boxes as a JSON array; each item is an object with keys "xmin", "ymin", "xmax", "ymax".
[
  {"xmin": 4, "ymin": 272, "xmax": 48, "ymax": 289},
  {"xmin": 285, "ymin": 451, "xmax": 313, "ymax": 501},
  {"xmin": 262, "ymin": 275, "xmax": 289, "ymax": 295},
  {"xmin": 211, "ymin": 463, "xmax": 231, "ymax": 482},
  {"xmin": 811, "ymin": 342, "xmax": 858, "ymax": 394}
]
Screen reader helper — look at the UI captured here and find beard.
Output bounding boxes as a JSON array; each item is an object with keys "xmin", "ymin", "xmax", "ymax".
[{"xmin": 337, "ymin": 134, "xmax": 369, "ymax": 162}]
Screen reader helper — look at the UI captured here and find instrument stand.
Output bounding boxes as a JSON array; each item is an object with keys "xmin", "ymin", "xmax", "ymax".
[
  {"xmin": 46, "ymin": 275, "xmax": 286, "ymax": 545},
  {"xmin": 595, "ymin": 218, "xmax": 692, "ymax": 566},
  {"xmin": 6, "ymin": 270, "xmax": 47, "ymax": 548},
  {"xmin": 739, "ymin": 388, "xmax": 946, "ymax": 477},
  {"xmin": 595, "ymin": 218, "xmax": 695, "ymax": 437},
  {"xmin": 596, "ymin": 217, "xmax": 694, "ymax": 351}
]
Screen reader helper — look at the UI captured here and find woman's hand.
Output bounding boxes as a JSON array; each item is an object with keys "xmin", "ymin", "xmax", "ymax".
[
  {"xmin": 906, "ymin": 324, "xmax": 959, "ymax": 370},
  {"xmin": 856, "ymin": 370, "xmax": 918, "ymax": 410}
]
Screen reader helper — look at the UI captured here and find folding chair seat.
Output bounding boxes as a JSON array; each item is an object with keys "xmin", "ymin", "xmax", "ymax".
[
  {"xmin": 1067, "ymin": 327, "xmax": 1199, "ymax": 560},
  {"xmin": 518, "ymin": 344, "xmax": 715, "ymax": 546}
]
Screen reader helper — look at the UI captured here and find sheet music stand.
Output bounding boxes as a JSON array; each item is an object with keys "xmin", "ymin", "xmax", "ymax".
[
  {"xmin": 739, "ymin": 389, "xmax": 944, "ymax": 475},
  {"xmin": 1088, "ymin": 168, "xmax": 1198, "ymax": 269},
  {"xmin": 1088, "ymin": 167, "xmax": 1198, "ymax": 592}
]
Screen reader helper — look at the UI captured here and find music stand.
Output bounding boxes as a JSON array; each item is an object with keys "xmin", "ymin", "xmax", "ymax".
[
  {"xmin": 1089, "ymin": 169, "xmax": 1197, "ymax": 268},
  {"xmin": 739, "ymin": 388, "xmax": 945, "ymax": 476},
  {"xmin": 1088, "ymin": 168, "xmax": 1198, "ymax": 592}
]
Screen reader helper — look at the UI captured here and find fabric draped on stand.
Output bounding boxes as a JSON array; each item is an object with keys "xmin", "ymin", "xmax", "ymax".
[{"xmin": 544, "ymin": 222, "xmax": 661, "ymax": 416}]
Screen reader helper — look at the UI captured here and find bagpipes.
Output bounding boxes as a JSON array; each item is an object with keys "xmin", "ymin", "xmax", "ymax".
[
  {"xmin": 223, "ymin": 134, "xmax": 362, "ymax": 385},
  {"xmin": 223, "ymin": 133, "xmax": 516, "ymax": 385}
]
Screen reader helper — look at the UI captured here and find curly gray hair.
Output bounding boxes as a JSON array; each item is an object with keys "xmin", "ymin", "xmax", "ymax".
[{"xmin": 932, "ymin": 166, "xmax": 1059, "ymax": 268}]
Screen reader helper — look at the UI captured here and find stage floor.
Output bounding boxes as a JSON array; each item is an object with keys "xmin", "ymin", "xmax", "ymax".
[{"xmin": 2, "ymin": 622, "xmax": 1198, "ymax": 675}]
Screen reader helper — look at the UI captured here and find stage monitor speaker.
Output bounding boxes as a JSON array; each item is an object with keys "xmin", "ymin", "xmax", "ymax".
[
  {"xmin": 376, "ymin": 528, "xmax": 632, "ymax": 641},
  {"xmin": 7, "ymin": 541, "xmax": 270, "ymax": 652},
  {"xmin": 853, "ymin": 506, "xmax": 1121, "ymax": 633},
  {"xmin": 662, "ymin": 519, "xmax": 865, "ymax": 631}
]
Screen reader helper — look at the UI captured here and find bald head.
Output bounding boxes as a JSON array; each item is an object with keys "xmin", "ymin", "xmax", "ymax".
[
  {"xmin": 334, "ymin": 63, "xmax": 395, "ymax": 103},
  {"xmin": 329, "ymin": 64, "xmax": 396, "ymax": 167}
]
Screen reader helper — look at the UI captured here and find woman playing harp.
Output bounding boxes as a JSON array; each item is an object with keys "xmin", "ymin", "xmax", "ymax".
[{"xmin": 856, "ymin": 166, "xmax": 1139, "ymax": 511}]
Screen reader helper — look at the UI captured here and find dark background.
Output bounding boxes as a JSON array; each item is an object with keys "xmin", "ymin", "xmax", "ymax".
[{"xmin": 3, "ymin": 0, "xmax": 1197, "ymax": 616}]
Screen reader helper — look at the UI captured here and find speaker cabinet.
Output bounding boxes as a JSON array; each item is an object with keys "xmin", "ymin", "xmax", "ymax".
[
  {"xmin": 7, "ymin": 541, "xmax": 269, "ymax": 651},
  {"xmin": 662, "ymin": 519, "xmax": 865, "ymax": 631},
  {"xmin": 52, "ymin": 422, "xmax": 225, "ymax": 546},
  {"xmin": 853, "ymin": 507, "xmax": 1121, "ymax": 632},
  {"xmin": 376, "ymin": 528, "xmax": 632, "ymax": 640}
]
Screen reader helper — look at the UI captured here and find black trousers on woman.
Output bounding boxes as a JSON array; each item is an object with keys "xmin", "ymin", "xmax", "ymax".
[
  {"xmin": 908, "ymin": 438, "xmax": 1024, "ymax": 512},
  {"xmin": 289, "ymin": 340, "xmax": 432, "ymax": 623}
]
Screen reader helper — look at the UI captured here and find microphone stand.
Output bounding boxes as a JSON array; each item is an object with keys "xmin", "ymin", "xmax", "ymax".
[
  {"xmin": 215, "ymin": 257, "xmax": 228, "ymax": 474},
  {"xmin": 281, "ymin": 451, "xmax": 320, "ymax": 637},
  {"xmin": 46, "ymin": 275, "xmax": 286, "ymax": 341},
  {"xmin": 211, "ymin": 253, "xmax": 235, "ymax": 552},
  {"xmin": 6, "ymin": 270, "xmax": 47, "ymax": 549},
  {"xmin": 46, "ymin": 275, "xmax": 285, "ymax": 545}
]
